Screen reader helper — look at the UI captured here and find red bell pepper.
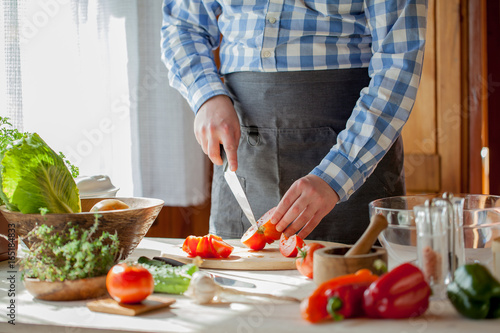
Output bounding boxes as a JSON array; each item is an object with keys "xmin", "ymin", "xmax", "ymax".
[
  {"xmin": 301, "ymin": 269, "xmax": 379, "ymax": 323},
  {"xmin": 324, "ymin": 281, "xmax": 374, "ymax": 321},
  {"xmin": 363, "ymin": 263, "xmax": 431, "ymax": 319}
]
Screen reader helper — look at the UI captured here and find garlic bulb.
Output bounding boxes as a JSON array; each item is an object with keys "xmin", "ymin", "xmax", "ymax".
[
  {"xmin": 185, "ymin": 271, "xmax": 301, "ymax": 305},
  {"xmin": 185, "ymin": 271, "xmax": 221, "ymax": 304}
]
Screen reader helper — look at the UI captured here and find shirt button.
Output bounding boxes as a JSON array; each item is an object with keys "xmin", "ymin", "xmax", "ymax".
[
  {"xmin": 268, "ymin": 17, "xmax": 277, "ymax": 24},
  {"xmin": 262, "ymin": 51, "xmax": 272, "ymax": 58},
  {"xmin": 347, "ymin": 189, "xmax": 354, "ymax": 196}
]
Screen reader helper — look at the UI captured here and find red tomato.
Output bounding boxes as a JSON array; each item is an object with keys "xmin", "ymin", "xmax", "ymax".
[
  {"xmin": 241, "ymin": 225, "xmax": 267, "ymax": 250},
  {"xmin": 210, "ymin": 234, "xmax": 223, "ymax": 241},
  {"xmin": 182, "ymin": 235, "xmax": 201, "ymax": 257},
  {"xmin": 279, "ymin": 233, "xmax": 305, "ymax": 257},
  {"xmin": 209, "ymin": 235, "xmax": 234, "ymax": 258},
  {"xmin": 295, "ymin": 242, "xmax": 325, "ymax": 279},
  {"xmin": 256, "ymin": 207, "xmax": 281, "ymax": 244},
  {"xmin": 196, "ymin": 235, "xmax": 216, "ymax": 258},
  {"xmin": 106, "ymin": 263, "xmax": 154, "ymax": 304},
  {"xmin": 182, "ymin": 234, "xmax": 233, "ymax": 258}
]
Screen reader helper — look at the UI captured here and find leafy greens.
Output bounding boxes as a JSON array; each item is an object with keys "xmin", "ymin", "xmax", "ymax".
[{"xmin": 0, "ymin": 117, "xmax": 81, "ymax": 213}]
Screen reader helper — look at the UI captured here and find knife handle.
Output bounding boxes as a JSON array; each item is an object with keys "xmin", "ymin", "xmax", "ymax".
[
  {"xmin": 220, "ymin": 144, "xmax": 229, "ymax": 172},
  {"xmin": 152, "ymin": 256, "xmax": 186, "ymax": 267}
]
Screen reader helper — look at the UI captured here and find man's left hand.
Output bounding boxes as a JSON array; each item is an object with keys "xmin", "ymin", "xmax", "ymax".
[{"xmin": 271, "ymin": 175, "xmax": 340, "ymax": 239}]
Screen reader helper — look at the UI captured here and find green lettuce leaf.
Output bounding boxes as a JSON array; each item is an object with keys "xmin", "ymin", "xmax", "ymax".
[
  {"xmin": 0, "ymin": 133, "xmax": 81, "ymax": 214},
  {"xmin": 0, "ymin": 116, "xmax": 24, "ymax": 207}
]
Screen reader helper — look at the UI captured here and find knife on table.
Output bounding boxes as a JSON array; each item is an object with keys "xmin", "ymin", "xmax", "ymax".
[
  {"xmin": 221, "ymin": 148, "xmax": 257, "ymax": 227},
  {"xmin": 150, "ymin": 256, "xmax": 256, "ymax": 288}
]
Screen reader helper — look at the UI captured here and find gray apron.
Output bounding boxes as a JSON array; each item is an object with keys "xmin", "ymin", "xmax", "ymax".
[{"xmin": 209, "ymin": 68, "xmax": 405, "ymax": 244}]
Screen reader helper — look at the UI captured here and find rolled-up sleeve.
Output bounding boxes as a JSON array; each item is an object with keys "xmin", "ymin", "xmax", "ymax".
[
  {"xmin": 311, "ymin": 0, "xmax": 428, "ymax": 202},
  {"xmin": 161, "ymin": 0, "xmax": 230, "ymax": 113}
]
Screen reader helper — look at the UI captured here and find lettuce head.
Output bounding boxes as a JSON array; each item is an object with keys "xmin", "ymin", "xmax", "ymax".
[{"xmin": 0, "ymin": 133, "xmax": 81, "ymax": 214}]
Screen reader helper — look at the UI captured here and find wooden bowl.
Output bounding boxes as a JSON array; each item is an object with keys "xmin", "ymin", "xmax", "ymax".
[
  {"xmin": 0, "ymin": 197, "xmax": 164, "ymax": 260},
  {"xmin": 313, "ymin": 245, "xmax": 387, "ymax": 285},
  {"xmin": 0, "ymin": 212, "xmax": 17, "ymax": 261},
  {"xmin": 24, "ymin": 275, "xmax": 107, "ymax": 301}
]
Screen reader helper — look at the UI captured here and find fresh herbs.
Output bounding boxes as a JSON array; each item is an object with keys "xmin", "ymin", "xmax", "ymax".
[
  {"xmin": 20, "ymin": 216, "xmax": 120, "ymax": 281},
  {"xmin": 0, "ymin": 116, "xmax": 81, "ymax": 213}
]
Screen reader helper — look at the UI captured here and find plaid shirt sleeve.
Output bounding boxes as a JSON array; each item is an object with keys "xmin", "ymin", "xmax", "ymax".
[
  {"xmin": 161, "ymin": 0, "xmax": 230, "ymax": 113},
  {"xmin": 311, "ymin": 0, "xmax": 428, "ymax": 202}
]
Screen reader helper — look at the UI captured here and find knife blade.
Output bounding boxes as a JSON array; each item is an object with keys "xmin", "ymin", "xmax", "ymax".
[
  {"xmin": 221, "ymin": 148, "xmax": 257, "ymax": 227},
  {"xmin": 212, "ymin": 275, "xmax": 256, "ymax": 288},
  {"xmin": 151, "ymin": 257, "xmax": 256, "ymax": 288}
]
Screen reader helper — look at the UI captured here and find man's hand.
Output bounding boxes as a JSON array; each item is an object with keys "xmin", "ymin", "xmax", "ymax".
[
  {"xmin": 194, "ymin": 95, "xmax": 241, "ymax": 171},
  {"xmin": 271, "ymin": 175, "xmax": 340, "ymax": 239}
]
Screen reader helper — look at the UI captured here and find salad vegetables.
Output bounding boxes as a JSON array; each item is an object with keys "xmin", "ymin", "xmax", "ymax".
[
  {"xmin": 0, "ymin": 116, "xmax": 80, "ymax": 214},
  {"xmin": 447, "ymin": 263, "xmax": 500, "ymax": 319}
]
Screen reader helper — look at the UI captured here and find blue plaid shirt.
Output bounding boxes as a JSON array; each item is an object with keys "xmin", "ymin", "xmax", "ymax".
[{"xmin": 161, "ymin": 0, "xmax": 428, "ymax": 202}]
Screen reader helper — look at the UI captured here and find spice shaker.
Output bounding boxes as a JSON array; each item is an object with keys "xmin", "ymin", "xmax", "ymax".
[
  {"xmin": 432, "ymin": 193, "xmax": 466, "ymax": 272},
  {"xmin": 414, "ymin": 204, "xmax": 450, "ymax": 299}
]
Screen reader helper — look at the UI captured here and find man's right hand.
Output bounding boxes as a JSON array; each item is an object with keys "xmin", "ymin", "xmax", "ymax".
[{"xmin": 194, "ymin": 95, "xmax": 241, "ymax": 171}]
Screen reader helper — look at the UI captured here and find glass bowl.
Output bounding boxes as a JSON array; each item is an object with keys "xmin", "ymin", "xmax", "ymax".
[{"xmin": 369, "ymin": 194, "xmax": 500, "ymax": 270}]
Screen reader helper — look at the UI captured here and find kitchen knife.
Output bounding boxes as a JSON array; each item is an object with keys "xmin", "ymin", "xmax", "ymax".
[
  {"xmin": 221, "ymin": 148, "xmax": 257, "ymax": 227},
  {"xmin": 212, "ymin": 275, "xmax": 256, "ymax": 289},
  {"xmin": 151, "ymin": 256, "xmax": 256, "ymax": 288}
]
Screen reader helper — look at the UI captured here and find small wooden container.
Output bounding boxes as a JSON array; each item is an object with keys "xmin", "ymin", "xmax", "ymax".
[
  {"xmin": 24, "ymin": 275, "xmax": 107, "ymax": 301},
  {"xmin": 313, "ymin": 245, "xmax": 387, "ymax": 285},
  {"xmin": 0, "ymin": 212, "xmax": 17, "ymax": 262}
]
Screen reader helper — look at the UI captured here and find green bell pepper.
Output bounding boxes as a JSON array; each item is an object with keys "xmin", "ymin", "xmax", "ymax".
[{"xmin": 447, "ymin": 263, "xmax": 500, "ymax": 319}]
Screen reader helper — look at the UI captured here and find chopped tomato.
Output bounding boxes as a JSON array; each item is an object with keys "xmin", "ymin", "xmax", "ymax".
[
  {"xmin": 210, "ymin": 234, "xmax": 223, "ymax": 241},
  {"xmin": 106, "ymin": 263, "xmax": 154, "ymax": 304},
  {"xmin": 241, "ymin": 225, "xmax": 267, "ymax": 250},
  {"xmin": 182, "ymin": 237, "xmax": 190, "ymax": 254},
  {"xmin": 207, "ymin": 235, "xmax": 221, "ymax": 258},
  {"xmin": 196, "ymin": 235, "xmax": 216, "ymax": 258},
  {"xmin": 296, "ymin": 242, "xmax": 325, "ymax": 279},
  {"xmin": 182, "ymin": 234, "xmax": 233, "ymax": 258},
  {"xmin": 182, "ymin": 235, "xmax": 201, "ymax": 257},
  {"xmin": 210, "ymin": 235, "xmax": 234, "ymax": 258},
  {"xmin": 279, "ymin": 233, "xmax": 305, "ymax": 257},
  {"xmin": 256, "ymin": 207, "xmax": 281, "ymax": 244}
]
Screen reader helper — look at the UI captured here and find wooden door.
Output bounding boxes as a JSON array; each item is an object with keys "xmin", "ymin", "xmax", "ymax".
[
  {"xmin": 486, "ymin": 0, "xmax": 500, "ymax": 195},
  {"xmin": 402, "ymin": 0, "xmax": 466, "ymax": 194}
]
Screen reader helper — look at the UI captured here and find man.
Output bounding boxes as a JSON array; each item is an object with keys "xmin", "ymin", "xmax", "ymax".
[{"xmin": 161, "ymin": 0, "xmax": 428, "ymax": 243}]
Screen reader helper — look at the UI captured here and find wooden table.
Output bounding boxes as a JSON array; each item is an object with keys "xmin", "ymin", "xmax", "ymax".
[{"xmin": 0, "ymin": 238, "xmax": 498, "ymax": 333}]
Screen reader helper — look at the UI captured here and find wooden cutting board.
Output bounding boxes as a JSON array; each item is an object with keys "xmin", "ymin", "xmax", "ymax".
[
  {"xmin": 159, "ymin": 239, "xmax": 342, "ymax": 270},
  {"xmin": 87, "ymin": 296, "xmax": 176, "ymax": 316}
]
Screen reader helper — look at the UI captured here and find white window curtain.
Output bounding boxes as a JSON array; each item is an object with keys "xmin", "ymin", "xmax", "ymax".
[{"xmin": 1, "ymin": 0, "xmax": 210, "ymax": 206}]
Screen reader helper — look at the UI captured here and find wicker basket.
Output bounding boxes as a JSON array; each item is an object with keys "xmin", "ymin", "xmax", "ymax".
[{"xmin": 0, "ymin": 197, "xmax": 164, "ymax": 260}]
